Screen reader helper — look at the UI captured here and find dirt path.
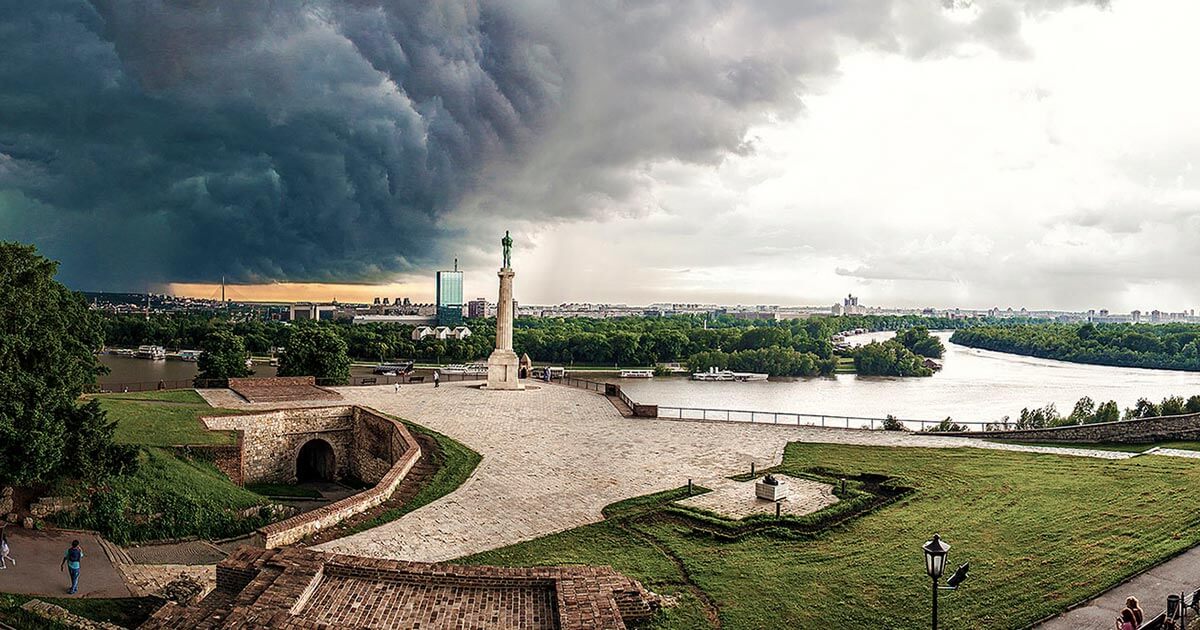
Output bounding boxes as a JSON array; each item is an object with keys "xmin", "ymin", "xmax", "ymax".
[{"xmin": 0, "ymin": 528, "xmax": 131, "ymax": 598}]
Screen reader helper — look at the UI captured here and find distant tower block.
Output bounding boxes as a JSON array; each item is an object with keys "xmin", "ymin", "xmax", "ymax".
[{"xmin": 486, "ymin": 230, "xmax": 524, "ymax": 391}]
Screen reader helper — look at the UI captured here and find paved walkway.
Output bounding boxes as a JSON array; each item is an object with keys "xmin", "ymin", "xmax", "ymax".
[
  {"xmin": 199, "ymin": 382, "xmax": 1144, "ymax": 563},
  {"xmin": 1037, "ymin": 546, "xmax": 1200, "ymax": 629},
  {"xmin": 0, "ymin": 528, "xmax": 131, "ymax": 598}
]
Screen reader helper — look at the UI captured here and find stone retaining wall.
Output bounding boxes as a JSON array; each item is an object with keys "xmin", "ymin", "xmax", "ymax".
[
  {"xmin": 249, "ymin": 407, "xmax": 421, "ymax": 548},
  {"xmin": 938, "ymin": 412, "xmax": 1200, "ymax": 443},
  {"xmin": 202, "ymin": 407, "xmax": 354, "ymax": 484},
  {"xmin": 172, "ymin": 441, "xmax": 245, "ymax": 486}
]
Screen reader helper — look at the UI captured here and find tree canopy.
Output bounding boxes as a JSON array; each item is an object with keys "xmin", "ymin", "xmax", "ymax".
[
  {"xmin": 196, "ymin": 329, "xmax": 254, "ymax": 385},
  {"xmin": 278, "ymin": 325, "xmax": 351, "ymax": 384},
  {"xmin": 0, "ymin": 242, "xmax": 135, "ymax": 483},
  {"xmin": 951, "ymin": 323, "xmax": 1200, "ymax": 371}
]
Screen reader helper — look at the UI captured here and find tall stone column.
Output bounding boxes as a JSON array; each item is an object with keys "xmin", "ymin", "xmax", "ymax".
[
  {"xmin": 495, "ymin": 269, "xmax": 514, "ymax": 351},
  {"xmin": 486, "ymin": 267, "xmax": 523, "ymax": 390}
]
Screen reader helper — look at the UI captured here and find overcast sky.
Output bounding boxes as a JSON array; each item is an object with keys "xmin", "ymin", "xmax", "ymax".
[{"xmin": 3, "ymin": 0, "xmax": 1197, "ymax": 311}]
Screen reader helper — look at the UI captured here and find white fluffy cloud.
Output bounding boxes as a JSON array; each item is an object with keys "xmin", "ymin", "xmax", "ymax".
[{"xmin": 493, "ymin": 0, "xmax": 1200, "ymax": 312}]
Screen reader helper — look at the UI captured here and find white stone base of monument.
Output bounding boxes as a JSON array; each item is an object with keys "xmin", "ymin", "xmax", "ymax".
[
  {"xmin": 485, "ymin": 349, "xmax": 524, "ymax": 391},
  {"xmin": 755, "ymin": 481, "xmax": 789, "ymax": 501}
]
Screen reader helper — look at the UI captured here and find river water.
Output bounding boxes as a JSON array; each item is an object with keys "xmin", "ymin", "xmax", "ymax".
[
  {"xmin": 98, "ymin": 332, "xmax": 1200, "ymax": 424},
  {"xmin": 618, "ymin": 332, "xmax": 1200, "ymax": 424}
]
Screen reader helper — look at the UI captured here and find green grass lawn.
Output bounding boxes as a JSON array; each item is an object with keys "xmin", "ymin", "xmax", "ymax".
[
  {"xmin": 93, "ymin": 390, "xmax": 240, "ymax": 447},
  {"xmin": 0, "ymin": 593, "xmax": 159, "ymax": 628},
  {"xmin": 989, "ymin": 440, "xmax": 1200, "ymax": 453},
  {"xmin": 464, "ymin": 443, "xmax": 1200, "ymax": 629}
]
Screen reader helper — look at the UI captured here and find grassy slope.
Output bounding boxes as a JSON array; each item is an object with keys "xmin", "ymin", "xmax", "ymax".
[
  {"xmin": 463, "ymin": 443, "xmax": 1200, "ymax": 629},
  {"xmin": 93, "ymin": 389, "xmax": 239, "ymax": 447},
  {"xmin": 56, "ymin": 447, "xmax": 268, "ymax": 543}
]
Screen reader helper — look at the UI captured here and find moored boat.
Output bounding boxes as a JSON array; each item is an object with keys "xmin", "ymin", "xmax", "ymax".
[
  {"xmin": 619, "ymin": 369, "xmax": 654, "ymax": 378},
  {"xmin": 136, "ymin": 345, "xmax": 166, "ymax": 360}
]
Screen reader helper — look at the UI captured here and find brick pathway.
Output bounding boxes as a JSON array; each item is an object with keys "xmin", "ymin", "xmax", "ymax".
[
  {"xmin": 1036, "ymin": 545, "xmax": 1200, "ymax": 630},
  {"xmin": 200, "ymin": 382, "xmax": 1143, "ymax": 563}
]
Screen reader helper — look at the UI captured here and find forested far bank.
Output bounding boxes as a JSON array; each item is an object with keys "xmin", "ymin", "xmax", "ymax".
[
  {"xmin": 950, "ymin": 323, "xmax": 1200, "ymax": 372},
  {"xmin": 100, "ymin": 311, "xmax": 1027, "ymax": 367}
]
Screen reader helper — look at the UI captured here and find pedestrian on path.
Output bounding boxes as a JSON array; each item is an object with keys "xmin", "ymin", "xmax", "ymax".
[
  {"xmin": 60, "ymin": 539, "xmax": 84, "ymax": 594},
  {"xmin": 0, "ymin": 529, "xmax": 14, "ymax": 568},
  {"xmin": 394, "ymin": 382, "xmax": 400, "ymax": 393},
  {"xmin": 433, "ymin": 371, "xmax": 440, "ymax": 388}
]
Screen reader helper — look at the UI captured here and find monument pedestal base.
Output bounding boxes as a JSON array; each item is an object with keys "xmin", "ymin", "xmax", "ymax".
[{"xmin": 485, "ymin": 349, "xmax": 524, "ymax": 391}]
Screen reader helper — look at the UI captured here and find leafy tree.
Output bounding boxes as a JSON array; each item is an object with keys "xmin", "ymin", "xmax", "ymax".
[
  {"xmin": 1093, "ymin": 400, "xmax": 1121, "ymax": 423},
  {"xmin": 853, "ymin": 340, "xmax": 933, "ymax": 377},
  {"xmin": 609, "ymin": 331, "xmax": 641, "ymax": 366},
  {"xmin": 196, "ymin": 330, "xmax": 253, "ymax": 385},
  {"xmin": 923, "ymin": 417, "xmax": 967, "ymax": 432},
  {"xmin": 278, "ymin": 325, "xmax": 351, "ymax": 384},
  {"xmin": 1124, "ymin": 398, "xmax": 1161, "ymax": 420},
  {"xmin": 0, "ymin": 242, "xmax": 129, "ymax": 483},
  {"xmin": 1159, "ymin": 395, "xmax": 1187, "ymax": 417},
  {"xmin": 894, "ymin": 327, "xmax": 945, "ymax": 359},
  {"xmin": 881, "ymin": 415, "xmax": 907, "ymax": 431},
  {"xmin": 1067, "ymin": 396, "xmax": 1096, "ymax": 424},
  {"xmin": 1186, "ymin": 395, "xmax": 1200, "ymax": 414}
]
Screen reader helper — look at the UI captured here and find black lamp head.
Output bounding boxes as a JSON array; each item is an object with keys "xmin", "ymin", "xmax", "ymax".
[{"xmin": 945, "ymin": 562, "xmax": 970, "ymax": 589}]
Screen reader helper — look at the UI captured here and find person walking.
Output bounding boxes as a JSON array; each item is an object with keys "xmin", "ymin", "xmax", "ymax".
[
  {"xmin": 61, "ymin": 539, "xmax": 84, "ymax": 594},
  {"xmin": 0, "ymin": 529, "xmax": 14, "ymax": 568},
  {"xmin": 394, "ymin": 382, "xmax": 400, "ymax": 394},
  {"xmin": 433, "ymin": 370, "xmax": 440, "ymax": 388}
]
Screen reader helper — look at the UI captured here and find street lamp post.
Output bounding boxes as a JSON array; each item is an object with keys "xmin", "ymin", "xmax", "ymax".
[
  {"xmin": 923, "ymin": 534, "xmax": 969, "ymax": 630},
  {"xmin": 923, "ymin": 534, "xmax": 949, "ymax": 630}
]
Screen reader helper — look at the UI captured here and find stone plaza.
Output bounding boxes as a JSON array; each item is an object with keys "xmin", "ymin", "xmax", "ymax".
[{"xmin": 199, "ymin": 380, "xmax": 1135, "ymax": 564}]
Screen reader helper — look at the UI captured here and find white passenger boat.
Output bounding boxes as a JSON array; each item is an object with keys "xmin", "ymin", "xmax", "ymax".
[
  {"xmin": 691, "ymin": 367, "xmax": 768, "ymax": 382},
  {"xmin": 619, "ymin": 369, "xmax": 654, "ymax": 378},
  {"xmin": 439, "ymin": 363, "xmax": 488, "ymax": 375},
  {"xmin": 136, "ymin": 345, "xmax": 166, "ymax": 360}
]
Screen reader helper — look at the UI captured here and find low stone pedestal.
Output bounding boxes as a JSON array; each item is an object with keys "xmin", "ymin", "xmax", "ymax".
[
  {"xmin": 755, "ymin": 480, "xmax": 789, "ymax": 502},
  {"xmin": 486, "ymin": 349, "xmax": 524, "ymax": 391}
]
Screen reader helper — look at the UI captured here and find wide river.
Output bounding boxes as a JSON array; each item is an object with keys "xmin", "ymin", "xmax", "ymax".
[
  {"xmin": 618, "ymin": 332, "xmax": 1200, "ymax": 425},
  {"xmin": 99, "ymin": 332, "xmax": 1200, "ymax": 425}
]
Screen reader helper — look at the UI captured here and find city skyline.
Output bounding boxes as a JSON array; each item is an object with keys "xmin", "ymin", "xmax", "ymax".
[{"xmin": 4, "ymin": 1, "xmax": 1199, "ymax": 312}]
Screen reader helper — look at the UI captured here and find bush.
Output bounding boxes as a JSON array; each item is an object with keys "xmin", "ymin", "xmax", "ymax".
[{"xmin": 881, "ymin": 415, "xmax": 907, "ymax": 431}]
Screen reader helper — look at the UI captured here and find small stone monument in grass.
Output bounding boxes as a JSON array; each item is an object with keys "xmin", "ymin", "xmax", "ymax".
[
  {"xmin": 755, "ymin": 474, "xmax": 789, "ymax": 501},
  {"xmin": 486, "ymin": 230, "xmax": 524, "ymax": 390}
]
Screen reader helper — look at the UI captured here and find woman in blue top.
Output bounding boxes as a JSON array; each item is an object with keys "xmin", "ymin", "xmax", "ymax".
[{"xmin": 60, "ymin": 540, "xmax": 84, "ymax": 594}]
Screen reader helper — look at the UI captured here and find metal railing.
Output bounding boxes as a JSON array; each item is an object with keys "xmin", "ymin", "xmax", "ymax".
[
  {"xmin": 559, "ymin": 376, "xmax": 606, "ymax": 393},
  {"xmin": 654, "ymin": 406, "xmax": 994, "ymax": 432},
  {"xmin": 94, "ymin": 371, "xmax": 487, "ymax": 393}
]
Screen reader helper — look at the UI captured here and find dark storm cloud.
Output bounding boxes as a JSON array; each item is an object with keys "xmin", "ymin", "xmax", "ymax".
[{"xmin": 0, "ymin": 0, "xmax": 1098, "ymax": 288}]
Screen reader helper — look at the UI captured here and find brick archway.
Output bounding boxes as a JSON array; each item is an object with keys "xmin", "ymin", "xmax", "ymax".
[{"xmin": 296, "ymin": 438, "xmax": 336, "ymax": 482}]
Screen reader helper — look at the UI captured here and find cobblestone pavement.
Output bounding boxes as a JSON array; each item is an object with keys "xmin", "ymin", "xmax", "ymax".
[
  {"xmin": 124, "ymin": 540, "xmax": 226, "ymax": 565},
  {"xmin": 201, "ymin": 382, "xmax": 1145, "ymax": 562},
  {"xmin": 118, "ymin": 563, "xmax": 215, "ymax": 600},
  {"xmin": 676, "ymin": 475, "xmax": 838, "ymax": 519}
]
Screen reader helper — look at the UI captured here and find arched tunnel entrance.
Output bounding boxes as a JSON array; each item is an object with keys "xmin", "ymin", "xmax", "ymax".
[{"xmin": 296, "ymin": 439, "xmax": 336, "ymax": 482}]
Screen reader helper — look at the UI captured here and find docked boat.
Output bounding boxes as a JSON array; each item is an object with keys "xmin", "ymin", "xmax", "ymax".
[
  {"xmin": 374, "ymin": 361, "xmax": 414, "ymax": 375},
  {"xmin": 178, "ymin": 350, "xmax": 202, "ymax": 362},
  {"xmin": 691, "ymin": 367, "xmax": 768, "ymax": 382},
  {"xmin": 136, "ymin": 345, "xmax": 166, "ymax": 360},
  {"xmin": 439, "ymin": 363, "xmax": 488, "ymax": 375},
  {"xmin": 619, "ymin": 369, "xmax": 654, "ymax": 378}
]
